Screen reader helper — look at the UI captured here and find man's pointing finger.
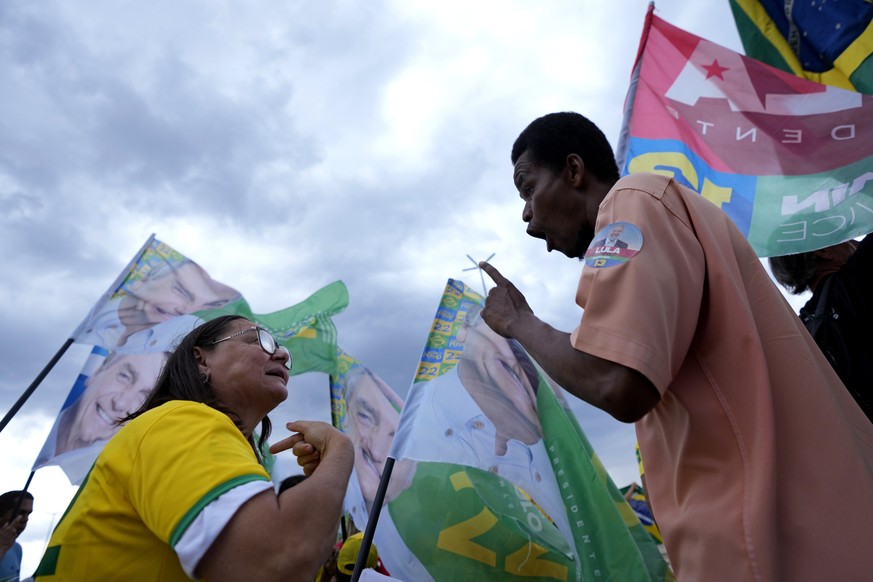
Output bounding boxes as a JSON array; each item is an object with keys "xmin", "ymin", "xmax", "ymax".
[{"xmin": 479, "ymin": 261, "xmax": 509, "ymax": 286}]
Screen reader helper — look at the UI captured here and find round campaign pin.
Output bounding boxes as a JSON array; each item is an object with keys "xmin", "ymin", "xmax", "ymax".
[{"xmin": 583, "ymin": 221, "xmax": 643, "ymax": 268}]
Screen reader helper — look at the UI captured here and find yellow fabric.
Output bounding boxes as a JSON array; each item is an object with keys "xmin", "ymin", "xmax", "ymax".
[
  {"xmin": 35, "ymin": 401, "xmax": 270, "ymax": 580},
  {"xmin": 336, "ymin": 533, "xmax": 378, "ymax": 575}
]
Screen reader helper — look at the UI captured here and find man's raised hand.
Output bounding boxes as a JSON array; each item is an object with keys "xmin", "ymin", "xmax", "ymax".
[{"xmin": 478, "ymin": 261, "xmax": 534, "ymax": 338}]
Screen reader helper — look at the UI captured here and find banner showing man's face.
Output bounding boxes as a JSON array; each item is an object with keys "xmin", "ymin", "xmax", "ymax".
[
  {"xmin": 58, "ymin": 351, "xmax": 167, "ymax": 454},
  {"xmin": 119, "ymin": 260, "xmax": 240, "ymax": 337},
  {"xmin": 343, "ymin": 367, "xmax": 403, "ymax": 510},
  {"xmin": 456, "ymin": 311, "xmax": 542, "ymax": 455}
]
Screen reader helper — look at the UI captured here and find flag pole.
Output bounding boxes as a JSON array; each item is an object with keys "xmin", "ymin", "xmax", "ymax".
[
  {"xmin": 0, "ymin": 339, "xmax": 74, "ymax": 434},
  {"xmin": 615, "ymin": 1, "xmax": 655, "ymax": 171},
  {"xmin": 0, "ymin": 234, "xmax": 156, "ymax": 434},
  {"xmin": 349, "ymin": 456, "xmax": 395, "ymax": 582}
]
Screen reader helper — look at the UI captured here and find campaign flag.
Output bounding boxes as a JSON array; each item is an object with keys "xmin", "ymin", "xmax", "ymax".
[
  {"xmin": 202, "ymin": 280, "xmax": 349, "ymax": 376},
  {"xmin": 330, "ymin": 348, "xmax": 404, "ymax": 431},
  {"xmin": 72, "ymin": 235, "xmax": 242, "ymax": 352},
  {"xmin": 384, "ymin": 279, "xmax": 671, "ymax": 581},
  {"xmin": 36, "ymin": 235, "xmax": 347, "ymax": 484},
  {"xmin": 729, "ymin": 0, "xmax": 873, "ymax": 93},
  {"xmin": 329, "ymin": 350, "xmax": 411, "ymax": 565},
  {"xmin": 616, "ymin": 6, "xmax": 873, "ymax": 257},
  {"xmin": 330, "ymin": 349, "xmax": 359, "ymax": 429}
]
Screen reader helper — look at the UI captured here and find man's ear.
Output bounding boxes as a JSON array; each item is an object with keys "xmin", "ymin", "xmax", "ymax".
[{"xmin": 565, "ymin": 153, "xmax": 585, "ymax": 187}]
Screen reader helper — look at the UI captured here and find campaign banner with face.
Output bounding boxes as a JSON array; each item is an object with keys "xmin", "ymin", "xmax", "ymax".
[
  {"xmin": 37, "ymin": 235, "xmax": 347, "ymax": 484},
  {"xmin": 32, "ymin": 347, "xmax": 170, "ymax": 484},
  {"xmin": 617, "ymin": 8, "xmax": 873, "ymax": 257},
  {"xmin": 330, "ymin": 349, "xmax": 404, "ymax": 532},
  {"xmin": 381, "ymin": 279, "xmax": 670, "ymax": 582},
  {"xmin": 73, "ymin": 236, "xmax": 242, "ymax": 353}
]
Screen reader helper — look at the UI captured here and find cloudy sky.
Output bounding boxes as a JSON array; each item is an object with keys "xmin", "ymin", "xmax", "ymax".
[{"xmin": 0, "ymin": 0, "xmax": 790, "ymax": 573}]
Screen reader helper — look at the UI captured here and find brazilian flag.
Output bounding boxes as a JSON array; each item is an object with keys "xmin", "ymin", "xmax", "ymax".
[{"xmin": 730, "ymin": 0, "xmax": 873, "ymax": 93}]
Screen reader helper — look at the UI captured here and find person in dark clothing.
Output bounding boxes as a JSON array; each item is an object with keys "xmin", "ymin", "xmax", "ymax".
[{"xmin": 769, "ymin": 235, "xmax": 872, "ymax": 421}]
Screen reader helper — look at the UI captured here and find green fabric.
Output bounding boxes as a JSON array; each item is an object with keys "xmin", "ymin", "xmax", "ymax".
[
  {"xmin": 388, "ymin": 278, "xmax": 672, "ymax": 580},
  {"xmin": 197, "ymin": 280, "xmax": 348, "ymax": 375},
  {"xmin": 850, "ymin": 55, "xmax": 873, "ymax": 93},
  {"xmin": 33, "ymin": 545, "xmax": 60, "ymax": 578},
  {"xmin": 388, "ymin": 462, "xmax": 579, "ymax": 581},
  {"xmin": 728, "ymin": 0, "xmax": 793, "ymax": 74},
  {"xmin": 169, "ymin": 473, "xmax": 270, "ymax": 547},
  {"xmin": 537, "ymin": 383, "xmax": 671, "ymax": 580}
]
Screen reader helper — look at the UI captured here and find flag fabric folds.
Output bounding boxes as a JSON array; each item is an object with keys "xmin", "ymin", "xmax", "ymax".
[
  {"xmin": 617, "ymin": 6, "xmax": 873, "ymax": 257},
  {"xmin": 329, "ymin": 349, "xmax": 412, "ymax": 574},
  {"xmin": 202, "ymin": 280, "xmax": 349, "ymax": 377},
  {"xmin": 71, "ymin": 236, "xmax": 242, "ymax": 352},
  {"xmin": 35, "ymin": 235, "xmax": 346, "ymax": 484},
  {"xmin": 385, "ymin": 279, "xmax": 671, "ymax": 581},
  {"xmin": 729, "ymin": 0, "xmax": 873, "ymax": 93}
]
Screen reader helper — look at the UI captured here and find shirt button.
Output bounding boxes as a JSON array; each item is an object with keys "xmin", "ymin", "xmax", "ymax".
[
  {"xmin": 472, "ymin": 420, "xmax": 485, "ymax": 430},
  {"xmin": 535, "ymin": 472, "xmax": 542, "ymax": 482},
  {"xmin": 488, "ymin": 465, "xmax": 499, "ymax": 474},
  {"xmin": 444, "ymin": 428, "xmax": 453, "ymax": 437}
]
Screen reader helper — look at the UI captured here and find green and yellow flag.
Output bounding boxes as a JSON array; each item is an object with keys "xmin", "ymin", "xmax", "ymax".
[
  {"xmin": 202, "ymin": 280, "xmax": 348, "ymax": 376},
  {"xmin": 729, "ymin": 0, "xmax": 873, "ymax": 93},
  {"xmin": 383, "ymin": 279, "xmax": 672, "ymax": 581}
]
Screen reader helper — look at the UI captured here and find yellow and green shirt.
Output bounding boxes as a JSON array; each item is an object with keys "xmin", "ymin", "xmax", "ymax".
[{"xmin": 34, "ymin": 401, "xmax": 271, "ymax": 580}]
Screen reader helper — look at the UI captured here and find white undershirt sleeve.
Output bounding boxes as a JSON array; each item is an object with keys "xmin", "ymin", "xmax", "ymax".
[{"xmin": 174, "ymin": 480, "xmax": 274, "ymax": 579}]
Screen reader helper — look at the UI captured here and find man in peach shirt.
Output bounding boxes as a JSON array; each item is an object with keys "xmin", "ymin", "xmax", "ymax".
[{"xmin": 480, "ymin": 112, "xmax": 873, "ymax": 580}]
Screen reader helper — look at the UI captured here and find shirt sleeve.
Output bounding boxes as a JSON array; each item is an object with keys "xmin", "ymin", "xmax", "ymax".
[
  {"xmin": 127, "ymin": 404, "xmax": 271, "ymax": 556},
  {"xmin": 570, "ymin": 180, "xmax": 705, "ymax": 393},
  {"xmin": 175, "ymin": 479, "xmax": 274, "ymax": 578}
]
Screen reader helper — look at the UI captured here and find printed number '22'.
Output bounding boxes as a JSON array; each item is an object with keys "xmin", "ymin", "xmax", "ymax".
[{"xmin": 436, "ymin": 471, "xmax": 568, "ymax": 580}]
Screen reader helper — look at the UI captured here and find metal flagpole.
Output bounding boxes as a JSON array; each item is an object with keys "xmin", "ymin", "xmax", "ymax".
[
  {"xmin": 0, "ymin": 339, "xmax": 74, "ymax": 434},
  {"xmin": 349, "ymin": 457, "xmax": 395, "ymax": 582}
]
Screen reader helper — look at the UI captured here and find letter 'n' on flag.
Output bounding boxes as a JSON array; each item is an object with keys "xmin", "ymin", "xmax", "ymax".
[{"xmin": 617, "ymin": 4, "xmax": 873, "ymax": 257}]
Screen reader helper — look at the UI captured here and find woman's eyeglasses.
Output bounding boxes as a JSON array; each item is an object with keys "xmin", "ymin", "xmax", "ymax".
[{"xmin": 212, "ymin": 326, "xmax": 292, "ymax": 370}]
